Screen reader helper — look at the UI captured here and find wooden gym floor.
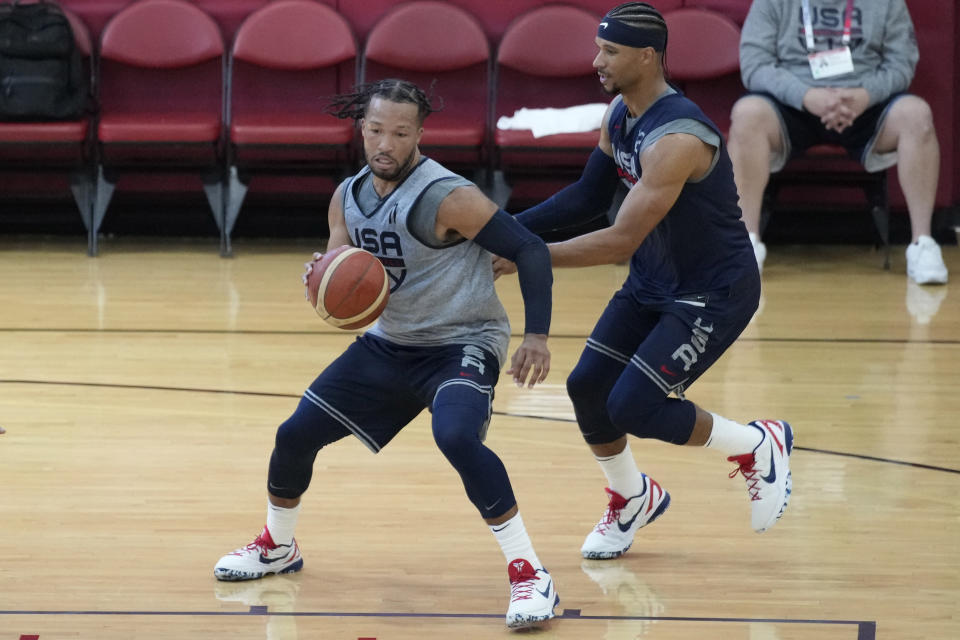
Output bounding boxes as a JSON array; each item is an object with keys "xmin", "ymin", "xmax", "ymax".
[{"xmin": 0, "ymin": 236, "xmax": 957, "ymax": 640}]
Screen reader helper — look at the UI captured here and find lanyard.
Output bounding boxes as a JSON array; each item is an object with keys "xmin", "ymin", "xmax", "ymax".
[{"xmin": 800, "ymin": 0, "xmax": 855, "ymax": 51}]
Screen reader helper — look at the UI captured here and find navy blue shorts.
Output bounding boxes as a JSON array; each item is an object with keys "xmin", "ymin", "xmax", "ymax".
[
  {"xmin": 301, "ymin": 333, "xmax": 498, "ymax": 453},
  {"xmin": 752, "ymin": 91, "xmax": 903, "ymax": 164},
  {"xmin": 588, "ymin": 273, "xmax": 760, "ymax": 397}
]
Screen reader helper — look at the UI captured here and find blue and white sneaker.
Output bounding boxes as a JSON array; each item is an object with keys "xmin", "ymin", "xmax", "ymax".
[
  {"xmin": 728, "ymin": 419, "xmax": 794, "ymax": 533},
  {"xmin": 214, "ymin": 526, "xmax": 303, "ymax": 581},
  {"xmin": 505, "ymin": 558, "xmax": 559, "ymax": 629},
  {"xmin": 581, "ymin": 473, "xmax": 671, "ymax": 560}
]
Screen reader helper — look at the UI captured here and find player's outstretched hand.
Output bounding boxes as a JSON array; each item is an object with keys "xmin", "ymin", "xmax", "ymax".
[
  {"xmin": 507, "ymin": 333, "xmax": 550, "ymax": 389},
  {"xmin": 492, "ymin": 255, "xmax": 517, "ymax": 280},
  {"xmin": 303, "ymin": 251, "xmax": 323, "ymax": 298}
]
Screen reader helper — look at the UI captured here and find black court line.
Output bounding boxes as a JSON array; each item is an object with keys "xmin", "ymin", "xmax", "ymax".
[
  {"xmin": 1, "ymin": 326, "xmax": 958, "ymax": 345},
  {"xmin": 2, "ymin": 378, "xmax": 958, "ymax": 476},
  {"xmin": 0, "ymin": 609, "xmax": 877, "ymax": 638}
]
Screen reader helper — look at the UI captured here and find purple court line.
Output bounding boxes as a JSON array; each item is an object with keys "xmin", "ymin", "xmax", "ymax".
[{"xmin": 0, "ymin": 609, "xmax": 876, "ymax": 639}]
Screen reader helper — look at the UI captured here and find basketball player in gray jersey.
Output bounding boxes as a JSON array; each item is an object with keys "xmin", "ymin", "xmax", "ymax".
[
  {"xmin": 343, "ymin": 150, "xmax": 511, "ymax": 363},
  {"xmin": 215, "ymin": 79, "xmax": 559, "ymax": 629}
]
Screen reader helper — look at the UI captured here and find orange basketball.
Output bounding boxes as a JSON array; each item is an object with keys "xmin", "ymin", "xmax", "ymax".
[{"xmin": 306, "ymin": 246, "xmax": 390, "ymax": 329}]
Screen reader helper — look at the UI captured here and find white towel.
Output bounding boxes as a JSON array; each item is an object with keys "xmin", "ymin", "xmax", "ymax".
[{"xmin": 496, "ymin": 103, "xmax": 609, "ymax": 138}]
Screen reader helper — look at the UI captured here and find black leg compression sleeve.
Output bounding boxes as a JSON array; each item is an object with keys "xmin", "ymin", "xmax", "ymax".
[
  {"xmin": 432, "ymin": 381, "xmax": 517, "ymax": 520},
  {"xmin": 607, "ymin": 368, "xmax": 698, "ymax": 445},
  {"xmin": 567, "ymin": 346, "xmax": 627, "ymax": 445},
  {"xmin": 567, "ymin": 343, "xmax": 698, "ymax": 445},
  {"xmin": 267, "ymin": 395, "xmax": 351, "ymax": 499}
]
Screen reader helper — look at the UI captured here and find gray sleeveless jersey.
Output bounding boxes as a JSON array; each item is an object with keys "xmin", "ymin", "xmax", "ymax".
[{"xmin": 342, "ymin": 158, "xmax": 510, "ymax": 365}]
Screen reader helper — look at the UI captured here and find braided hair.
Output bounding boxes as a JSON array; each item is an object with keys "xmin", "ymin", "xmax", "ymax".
[
  {"xmin": 324, "ymin": 78, "xmax": 443, "ymax": 125},
  {"xmin": 603, "ymin": 2, "xmax": 669, "ymax": 71},
  {"xmin": 605, "ymin": 2, "xmax": 668, "ymax": 36}
]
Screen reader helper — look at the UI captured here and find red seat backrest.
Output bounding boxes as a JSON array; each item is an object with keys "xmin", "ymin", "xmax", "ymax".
[
  {"xmin": 665, "ymin": 8, "xmax": 740, "ymax": 81},
  {"xmin": 230, "ymin": 0, "xmax": 357, "ymax": 136},
  {"xmin": 497, "ymin": 4, "xmax": 599, "ymax": 78},
  {"xmin": 232, "ymin": 0, "xmax": 355, "ymax": 70},
  {"xmin": 363, "ymin": 1, "xmax": 488, "ymax": 73},
  {"xmin": 664, "ymin": 8, "xmax": 742, "ymax": 134},
  {"xmin": 681, "ymin": 0, "xmax": 751, "ymax": 26},
  {"xmin": 493, "ymin": 4, "xmax": 605, "ymax": 184},
  {"xmin": 100, "ymin": 0, "xmax": 223, "ymax": 68},
  {"xmin": 97, "ymin": 0, "xmax": 224, "ymax": 141},
  {"xmin": 495, "ymin": 5, "xmax": 604, "ymax": 122},
  {"xmin": 361, "ymin": 1, "xmax": 490, "ymax": 156}
]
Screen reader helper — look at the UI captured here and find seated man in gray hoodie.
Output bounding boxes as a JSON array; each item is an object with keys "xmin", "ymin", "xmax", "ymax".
[{"xmin": 727, "ymin": 0, "xmax": 948, "ymax": 285}]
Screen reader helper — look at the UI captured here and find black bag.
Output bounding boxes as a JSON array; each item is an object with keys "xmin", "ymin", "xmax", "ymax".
[{"xmin": 0, "ymin": 0, "xmax": 88, "ymax": 120}]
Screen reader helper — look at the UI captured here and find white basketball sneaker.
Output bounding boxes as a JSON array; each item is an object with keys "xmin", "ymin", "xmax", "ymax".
[
  {"xmin": 214, "ymin": 526, "xmax": 303, "ymax": 581},
  {"xmin": 906, "ymin": 235, "xmax": 948, "ymax": 285},
  {"xmin": 728, "ymin": 420, "xmax": 794, "ymax": 533},
  {"xmin": 581, "ymin": 473, "xmax": 671, "ymax": 560},
  {"xmin": 505, "ymin": 558, "xmax": 559, "ymax": 629}
]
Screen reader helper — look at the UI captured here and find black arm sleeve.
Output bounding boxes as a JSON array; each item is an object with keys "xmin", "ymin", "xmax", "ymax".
[
  {"xmin": 473, "ymin": 209, "xmax": 552, "ymax": 336},
  {"xmin": 513, "ymin": 147, "xmax": 621, "ymax": 234}
]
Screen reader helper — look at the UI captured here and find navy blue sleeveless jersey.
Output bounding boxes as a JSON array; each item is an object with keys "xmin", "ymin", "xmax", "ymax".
[{"xmin": 608, "ymin": 92, "xmax": 756, "ymax": 302}]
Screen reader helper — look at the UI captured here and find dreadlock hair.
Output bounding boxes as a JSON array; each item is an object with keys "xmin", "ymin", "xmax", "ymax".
[
  {"xmin": 324, "ymin": 78, "xmax": 443, "ymax": 125},
  {"xmin": 603, "ymin": 2, "xmax": 670, "ymax": 73}
]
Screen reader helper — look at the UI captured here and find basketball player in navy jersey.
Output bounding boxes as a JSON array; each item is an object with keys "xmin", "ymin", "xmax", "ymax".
[
  {"xmin": 215, "ymin": 79, "xmax": 559, "ymax": 629},
  {"xmin": 496, "ymin": 2, "xmax": 794, "ymax": 559}
]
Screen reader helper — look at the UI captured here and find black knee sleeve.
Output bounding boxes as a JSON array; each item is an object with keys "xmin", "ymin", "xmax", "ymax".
[
  {"xmin": 432, "ymin": 382, "xmax": 516, "ymax": 519},
  {"xmin": 266, "ymin": 396, "xmax": 348, "ymax": 499},
  {"xmin": 567, "ymin": 359, "xmax": 625, "ymax": 445},
  {"xmin": 606, "ymin": 379, "xmax": 697, "ymax": 445}
]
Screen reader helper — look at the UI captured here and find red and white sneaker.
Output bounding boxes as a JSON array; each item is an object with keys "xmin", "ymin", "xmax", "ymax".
[
  {"xmin": 728, "ymin": 419, "xmax": 794, "ymax": 533},
  {"xmin": 581, "ymin": 473, "xmax": 670, "ymax": 560},
  {"xmin": 214, "ymin": 526, "xmax": 303, "ymax": 581},
  {"xmin": 505, "ymin": 558, "xmax": 559, "ymax": 629}
]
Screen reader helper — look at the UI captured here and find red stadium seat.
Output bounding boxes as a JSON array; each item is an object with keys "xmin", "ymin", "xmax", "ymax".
[
  {"xmin": 0, "ymin": 8, "xmax": 95, "ymax": 240},
  {"xmin": 92, "ymin": 0, "xmax": 225, "ymax": 255},
  {"xmin": 664, "ymin": 7, "xmax": 741, "ymax": 134},
  {"xmin": 225, "ymin": 0, "xmax": 357, "ymax": 256},
  {"xmin": 681, "ymin": 0, "xmax": 751, "ymax": 26},
  {"xmin": 360, "ymin": 1, "xmax": 490, "ymax": 178},
  {"xmin": 493, "ymin": 4, "xmax": 605, "ymax": 206}
]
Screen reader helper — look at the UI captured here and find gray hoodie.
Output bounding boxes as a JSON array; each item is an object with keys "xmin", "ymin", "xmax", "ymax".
[{"xmin": 739, "ymin": 0, "xmax": 918, "ymax": 110}]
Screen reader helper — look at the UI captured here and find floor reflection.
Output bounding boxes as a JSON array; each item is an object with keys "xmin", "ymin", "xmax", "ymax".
[
  {"xmin": 581, "ymin": 559, "xmax": 664, "ymax": 639},
  {"xmin": 215, "ymin": 574, "xmax": 301, "ymax": 640}
]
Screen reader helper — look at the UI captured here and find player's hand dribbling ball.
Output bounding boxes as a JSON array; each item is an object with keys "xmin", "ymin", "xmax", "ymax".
[{"xmin": 305, "ymin": 246, "xmax": 389, "ymax": 329}]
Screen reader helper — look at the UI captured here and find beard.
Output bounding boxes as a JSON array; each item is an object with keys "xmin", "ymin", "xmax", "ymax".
[{"xmin": 367, "ymin": 149, "xmax": 417, "ymax": 182}]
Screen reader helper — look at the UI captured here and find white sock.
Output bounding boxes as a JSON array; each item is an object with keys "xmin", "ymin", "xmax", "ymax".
[
  {"xmin": 595, "ymin": 441, "xmax": 643, "ymax": 496},
  {"xmin": 490, "ymin": 512, "xmax": 541, "ymax": 567},
  {"xmin": 705, "ymin": 413, "xmax": 763, "ymax": 456},
  {"xmin": 266, "ymin": 501, "xmax": 301, "ymax": 546}
]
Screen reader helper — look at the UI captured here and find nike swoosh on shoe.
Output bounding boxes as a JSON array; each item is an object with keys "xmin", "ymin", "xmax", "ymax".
[
  {"xmin": 259, "ymin": 548, "xmax": 293, "ymax": 565},
  {"xmin": 617, "ymin": 508, "xmax": 643, "ymax": 533},
  {"xmin": 616, "ymin": 481, "xmax": 650, "ymax": 532},
  {"xmin": 535, "ymin": 576, "xmax": 553, "ymax": 599},
  {"xmin": 760, "ymin": 441, "xmax": 777, "ymax": 483}
]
